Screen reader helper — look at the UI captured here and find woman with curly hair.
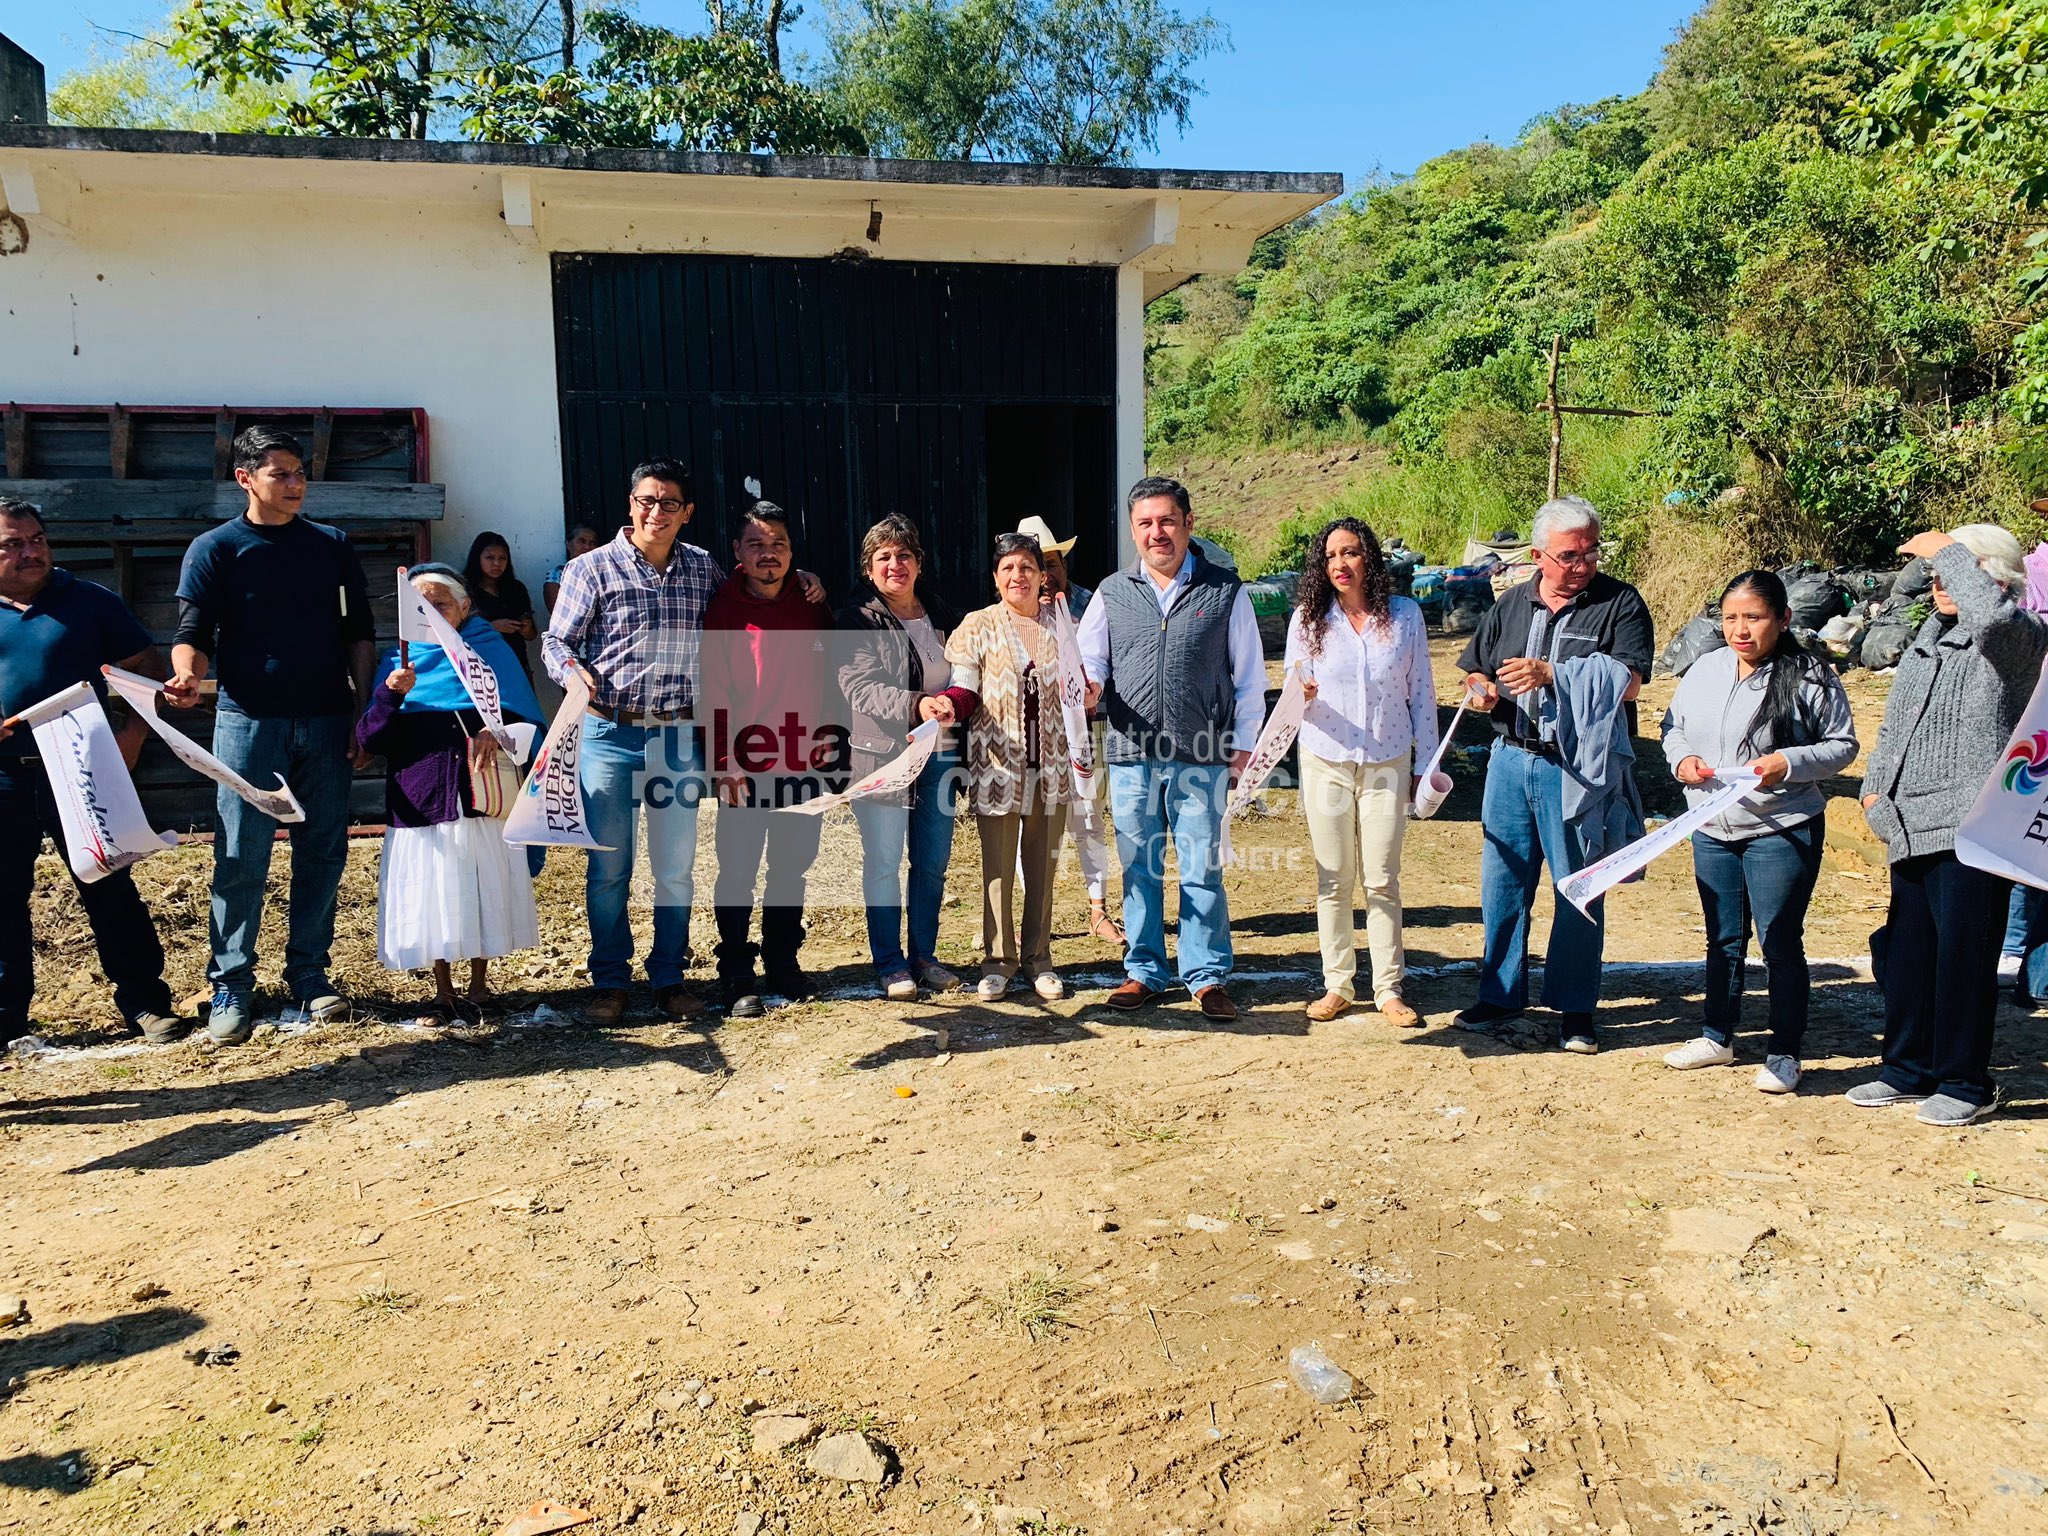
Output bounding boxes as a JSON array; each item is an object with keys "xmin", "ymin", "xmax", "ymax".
[{"xmin": 1283, "ymin": 517, "xmax": 1438, "ymax": 1026}]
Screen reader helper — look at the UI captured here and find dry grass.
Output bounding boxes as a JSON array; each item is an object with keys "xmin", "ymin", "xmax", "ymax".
[
  {"xmin": 1628, "ymin": 506, "xmax": 1745, "ymax": 642},
  {"xmin": 983, "ymin": 1267, "xmax": 1078, "ymax": 1343}
]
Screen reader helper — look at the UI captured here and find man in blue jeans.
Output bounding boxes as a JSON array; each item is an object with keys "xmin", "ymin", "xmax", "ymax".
[
  {"xmin": 1079, "ymin": 477, "xmax": 1265, "ymax": 1020},
  {"xmin": 1453, "ymin": 497, "xmax": 1655, "ymax": 1053},
  {"xmin": 0, "ymin": 498, "xmax": 186, "ymax": 1045},
  {"xmin": 167, "ymin": 427, "xmax": 374, "ymax": 1044},
  {"xmin": 543, "ymin": 460, "xmax": 825, "ymax": 1026}
]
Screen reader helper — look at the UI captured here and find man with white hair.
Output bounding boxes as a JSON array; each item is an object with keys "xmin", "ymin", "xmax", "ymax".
[{"xmin": 1454, "ymin": 496, "xmax": 1655, "ymax": 1053}]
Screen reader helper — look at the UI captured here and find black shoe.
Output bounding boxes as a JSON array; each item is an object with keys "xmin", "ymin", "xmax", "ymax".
[
  {"xmin": 1560, "ymin": 1012, "xmax": 1598, "ymax": 1054},
  {"xmin": 1453, "ymin": 1001, "xmax": 1522, "ymax": 1031},
  {"xmin": 721, "ymin": 984, "xmax": 765, "ymax": 1020},
  {"xmin": 765, "ymin": 966, "xmax": 816, "ymax": 1002}
]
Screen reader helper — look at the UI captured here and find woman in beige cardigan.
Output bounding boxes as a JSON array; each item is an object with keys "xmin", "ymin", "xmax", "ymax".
[{"xmin": 944, "ymin": 532, "xmax": 1075, "ymax": 1002}]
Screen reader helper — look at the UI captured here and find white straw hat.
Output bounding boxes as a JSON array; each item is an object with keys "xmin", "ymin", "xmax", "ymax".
[{"xmin": 1014, "ymin": 515, "xmax": 1076, "ymax": 556}]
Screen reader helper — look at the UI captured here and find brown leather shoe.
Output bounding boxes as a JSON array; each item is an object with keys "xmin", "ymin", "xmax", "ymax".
[
  {"xmin": 1196, "ymin": 986, "xmax": 1238, "ymax": 1021},
  {"xmin": 583, "ymin": 987, "xmax": 628, "ymax": 1026},
  {"xmin": 1304, "ymin": 992, "xmax": 1351, "ymax": 1022},
  {"xmin": 1379, "ymin": 996, "xmax": 1422, "ymax": 1028},
  {"xmin": 1105, "ymin": 979, "xmax": 1159, "ymax": 1011},
  {"xmin": 656, "ymin": 984, "xmax": 704, "ymax": 1021}
]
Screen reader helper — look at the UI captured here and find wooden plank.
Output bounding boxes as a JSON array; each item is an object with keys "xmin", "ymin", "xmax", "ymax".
[
  {"xmin": 212, "ymin": 409, "xmax": 235, "ymax": 480},
  {"xmin": 309, "ymin": 408, "xmax": 334, "ymax": 480},
  {"xmin": 109, "ymin": 404, "xmax": 135, "ymax": 478},
  {"xmin": 0, "ymin": 479, "xmax": 445, "ymax": 522}
]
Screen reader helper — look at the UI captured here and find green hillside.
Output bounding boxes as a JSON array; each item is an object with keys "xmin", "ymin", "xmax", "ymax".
[{"xmin": 1148, "ymin": 0, "xmax": 2048, "ymax": 592}]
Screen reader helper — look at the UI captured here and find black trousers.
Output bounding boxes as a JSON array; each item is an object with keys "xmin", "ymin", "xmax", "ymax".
[
  {"xmin": 0, "ymin": 756, "xmax": 173, "ymax": 1040},
  {"xmin": 711, "ymin": 799, "xmax": 823, "ymax": 984},
  {"xmin": 1880, "ymin": 850, "xmax": 2004, "ymax": 1106}
]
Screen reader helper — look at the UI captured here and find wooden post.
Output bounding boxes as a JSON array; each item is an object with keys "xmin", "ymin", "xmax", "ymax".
[{"xmin": 1545, "ymin": 335, "xmax": 1563, "ymax": 502}]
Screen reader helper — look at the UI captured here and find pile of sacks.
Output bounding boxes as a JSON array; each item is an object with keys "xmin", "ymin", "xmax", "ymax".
[{"xmin": 1654, "ymin": 560, "xmax": 1934, "ymax": 679}]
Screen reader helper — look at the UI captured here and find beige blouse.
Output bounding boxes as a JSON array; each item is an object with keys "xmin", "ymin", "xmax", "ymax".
[{"xmin": 945, "ymin": 601, "xmax": 1073, "ymax": 816}]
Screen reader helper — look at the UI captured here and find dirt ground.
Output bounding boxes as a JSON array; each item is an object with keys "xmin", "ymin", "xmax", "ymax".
[{"xmin": 4, "ymin": 641, "xmax": 2046, "ymax": 1536}]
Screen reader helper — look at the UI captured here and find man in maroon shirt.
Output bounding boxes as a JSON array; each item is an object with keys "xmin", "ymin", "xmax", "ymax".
[{"xmin": 701, "ymin": 502, "xmax": 846, "ymax": 1016}]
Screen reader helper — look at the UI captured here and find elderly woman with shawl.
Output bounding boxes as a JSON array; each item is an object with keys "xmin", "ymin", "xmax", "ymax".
[{"xmin": 355, "ymin": 563, "xmax": 545, "ymax": 1021}]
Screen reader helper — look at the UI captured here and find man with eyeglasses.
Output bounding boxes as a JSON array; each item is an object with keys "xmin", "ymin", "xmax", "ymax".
[
  {"xmin": 544, "ymin": 459, "xmax": 825, "ymax": 1026},
  {"xmin": 167, "ymin": 426, "xmax": 375, "ymax": 1045},
  {"xmin": 1452, "ymin": 495, "xmax": 1653, "ymax": 1054}
]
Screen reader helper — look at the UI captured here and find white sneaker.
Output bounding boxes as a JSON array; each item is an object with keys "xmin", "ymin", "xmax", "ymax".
[
  {"xmin": 1998, "ymin": 953, "xmax": 2023, "ymax": 981},
  {"xmin": 881, "ymin": 971, "xmax": 917, "ymax": 1002},
  {"xmin": 1755, "ymin": 1055, "xmax": 1801, "ymax": 1094},
  {"xmin": 916, "ymin": 961, "xmax": 960, "ymax": 993},
  {"xmin": 1032, "ymin": 971, "xmax": 1066, "ymax": 1001},
  {"xmin": 976, "ymin": 973, "xmax": 1010, "ymax": 1002},
  {"xmin": 1663, "ymin": 1036, "xmax": 1736, "ymax": 1070}
]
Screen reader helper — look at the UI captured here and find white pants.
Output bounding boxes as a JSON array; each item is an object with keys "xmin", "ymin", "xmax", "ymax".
[{"xmin": 1300, "ymin": 749, "xmax": 1409, "ymax": 1004}]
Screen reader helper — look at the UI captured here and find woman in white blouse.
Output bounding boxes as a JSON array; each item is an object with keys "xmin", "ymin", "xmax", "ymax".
[{"xmin": 1283, "ymin": 517, "xmax": 1439, "ymax": 1026}]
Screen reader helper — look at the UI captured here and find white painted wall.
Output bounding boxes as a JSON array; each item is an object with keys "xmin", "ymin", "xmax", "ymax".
[
  {"xmin": 1113, "ymin": 264, "xmax": 1147, "ymax": 569},
  {"xmin": 0, "ymin": 178, "xmax": 569, "ymax": 592}
]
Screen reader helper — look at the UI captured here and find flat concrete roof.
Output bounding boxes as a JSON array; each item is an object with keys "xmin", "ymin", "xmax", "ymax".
[{"xmin": 0, "ymin": 124, "xmax": 1341, "ymax": 198}]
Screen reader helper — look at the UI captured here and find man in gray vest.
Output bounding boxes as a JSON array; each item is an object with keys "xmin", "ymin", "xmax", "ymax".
[{"xmin": 1079, "ymin": 477, "xmax": 1265, "ymax": 1019}]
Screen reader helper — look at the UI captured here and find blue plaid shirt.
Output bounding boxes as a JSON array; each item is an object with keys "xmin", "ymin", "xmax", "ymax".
[{"xmin": 542, "ymin": 529, "xmax": 724, "ymax": 716}]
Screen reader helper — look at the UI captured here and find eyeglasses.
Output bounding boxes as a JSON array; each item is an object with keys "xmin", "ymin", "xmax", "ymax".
[
  {"xmin": 631, "ymin": 495, "xmax": 686, "ymax": 515},
  {"xmin": 1539, "ymin": 547, "xmax": 1598, "ymax": 569}
]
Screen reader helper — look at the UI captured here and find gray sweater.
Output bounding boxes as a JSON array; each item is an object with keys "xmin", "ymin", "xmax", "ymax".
[
  {"xmin": 1861, "ymin": 541, "xmax": 2048, "ymax": 862},
  {"xmin": 1660, "ymin": 645, "xmax": 1860, "ymax": 841}
]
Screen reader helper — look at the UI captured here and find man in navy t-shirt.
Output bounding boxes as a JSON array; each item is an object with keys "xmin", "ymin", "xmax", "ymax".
[
  {"xmin": 0, "ymin": 498, "xmax": 184, "ymax": 1045},
  {"xmin": 167, "ymin": 426, "xmax": 375, "ymax": 1044}
]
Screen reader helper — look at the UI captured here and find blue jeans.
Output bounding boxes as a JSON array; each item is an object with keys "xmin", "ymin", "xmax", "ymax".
[
  {"xmin": 207, "ymin": 708, "xmax": 355, "ymax": 998},
  {"xmin": 1691, "ymin": 819, "xmax": 1822, "ymax": 1056},
  {"xmin": 580, "ymin": 716, "xmax": 704, "ymax": 990},
  {"xmin": 2002, "ymin": 885, "xmax": 2048, "ymax": 1003},
  {"xmin": 849, "ymin": 749, "xmax": 959, "ymax": 975},
  {"xmin": 1108, "ymin": 760, "xmax": 1232, "ymax": 992},
  {"xmin": 1477, "ymin": 738, "xmax": 1604, "ymax": 1019}
]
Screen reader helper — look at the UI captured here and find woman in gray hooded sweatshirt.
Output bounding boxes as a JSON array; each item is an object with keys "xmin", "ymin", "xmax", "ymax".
[{"xmin": 1662, "ymin": 570, "xmax": 1859, "ymax": 1094}]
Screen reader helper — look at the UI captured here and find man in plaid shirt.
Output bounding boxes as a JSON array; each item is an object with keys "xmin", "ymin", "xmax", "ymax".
[{"xmin": 544, "ymin": 457, "xmax": 823, "ymax": 1025}]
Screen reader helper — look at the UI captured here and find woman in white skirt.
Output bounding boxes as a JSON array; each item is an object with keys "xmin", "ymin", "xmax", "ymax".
[
  {"xmin": 1284, "ymin": 516, "xmax": 1438, "ymax": 1027},
  {"xmin": 355, "ymin": 564, "xmax": 543, "ymax": 1021}
]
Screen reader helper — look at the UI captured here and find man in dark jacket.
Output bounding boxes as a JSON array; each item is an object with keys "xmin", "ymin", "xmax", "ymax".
[
  {"xmin": 0, "ymin": 498, "xmax": 185, "ymax": 1045},
  {"xmin": 1079, "ymin": 477, "xmax": 1265, "ymax": 1020},
  {"xmin": 701, "ymin": 502, "xmax": 845, "ymax": 1016}
]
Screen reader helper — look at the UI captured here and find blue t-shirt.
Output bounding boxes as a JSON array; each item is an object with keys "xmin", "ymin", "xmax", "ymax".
[
  {"xmin": 0, "ymin": 569, "xmax": 152, "ymax": 761},
  {"xmin": 174, "ymin": 514, "xmax": 373, "ymax": 718}
]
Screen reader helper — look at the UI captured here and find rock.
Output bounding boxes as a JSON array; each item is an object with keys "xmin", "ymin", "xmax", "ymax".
[
  {"xmin": 1186, "ymin": 1213, "xmax": 1229, "ymax": 1233},
  {"xmin": 261, "ymin": 1396, "xmax": 285, "ymax": 1414},
  {"xmin": 2000, "ymin": 1222, "xmax": 2048, "ymax": 1243},
  {"xmin": 695, "ymin": 1391, "xmax": 716, "ymax": 1410},
  {"xmin": 1089, "ymin": 1214, "xmax": 1115, "ymax": 1233},
  {"xmin": 129, "ymin": 1282, "xmax": 169, "ymax": 1303},
  {"xmin": 1275, "ymin": 1241, "xmax": 1316, "ymax": 1262},
  {"xmin": 734, "ymin": 1515, "xmax": 764, "ymax": 1536},
  {"xmin": 806, "ymin": 1431, "xmax": 891, "ymax": 1484},
  {"xmin": 751, "ymin": 1414, "xmax": 815, "ymax": 1453},
  {"xmin": 0, "ymin": 1295, "xmax": 28, "ymax": 1327},
  {"xmin": 1664, "ymin": 1210, "xmax": 1775, "ymax": 1258}
]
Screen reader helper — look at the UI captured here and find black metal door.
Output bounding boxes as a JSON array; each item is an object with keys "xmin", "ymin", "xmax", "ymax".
[{"xmin": 552, "ymin": 253, "xmax": 1117, "ymax": 608}]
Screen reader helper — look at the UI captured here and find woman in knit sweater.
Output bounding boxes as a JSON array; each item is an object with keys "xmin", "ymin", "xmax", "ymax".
[
  {"xmin": 943, "ymin": 532, "xmax": 1074, "ymax": 1003},
  {"xmin": 356, "ymin": 565, "xmax": 544, "ymax": 1022},
  {"xmin": 1661, "ymin": 570, "xmax": 1859, "ymax": 1093},
  {"xmin": 1855, "ymin": 526, "xmax": 2048, "ymax": 1126}
]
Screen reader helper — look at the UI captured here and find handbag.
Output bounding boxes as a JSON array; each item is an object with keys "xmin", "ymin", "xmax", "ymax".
[{"xmin": 464, "ymin": 726, "xmax": 525, "ymax": 819}]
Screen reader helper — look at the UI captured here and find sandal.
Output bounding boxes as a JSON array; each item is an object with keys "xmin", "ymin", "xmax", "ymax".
[
  {"xmin": 451, "ymin": 995, "xmax": 488, "ymax": 1025},
  {"xmin": 421, "ymin": 997, "xmax": 461, "ymax": 1025},
  {"xmin": 1087, "ymin": 906, "xmax": 1126, "ymax": 944}
]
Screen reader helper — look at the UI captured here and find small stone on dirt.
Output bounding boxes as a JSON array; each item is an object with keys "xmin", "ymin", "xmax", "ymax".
[
  {"xmin": 806, "ymin": 1430, "xmax": 891, "ymax": 1484},
  {"xmin": 262, "ymin": 1395, "xmax": 285, "ymax": 1414},
  {"xmin": 696, "ymin": 1391, "xmax": 716, "ymax": 1410},
  {"xmin": 1275, "ymin": 1241, "xmax": 1316, "ymax": 1262},
  {"xmin": 0, "ymin": 1296, "xmax": 28, "ymax": 1326},
  {"xmin": 750, "ymin": 1414, "xmax": 816, "ymax": 1453},
  {"xmin": 129, "ymin": 1282, "xmax": 168, "ymax": 1303},
  {"xmin": 1186, "ymin": 1213, "xmax": 1229, "ymax": 1233},
  {"xmin": 734, "ymin": 1515, "xmax": 764, "ymax": 1536}
]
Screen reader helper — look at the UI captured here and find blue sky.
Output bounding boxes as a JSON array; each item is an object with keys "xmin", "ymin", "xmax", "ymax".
[{"xmin": 7, "ymin": 0, "xmax": 1703, "ymax": 179}]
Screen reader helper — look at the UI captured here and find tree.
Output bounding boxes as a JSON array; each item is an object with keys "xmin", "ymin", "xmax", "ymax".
[
  {"xmin": 51, "ymin": 35, "xmax": 286, "ymax": 130},
  {"xmin": 168, "ymin": 0, "xmax": 504, "ymax": 138},
  {"xmin": 822, "ymin": 0, "xmax": 1225, "ymax": 165},
  {"xmin": 463, "ymin": 9, "xmax": 864, "ymax": 151}
]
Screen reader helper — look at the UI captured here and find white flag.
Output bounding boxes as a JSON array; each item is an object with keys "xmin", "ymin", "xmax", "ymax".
[
  {"xmin": 502, "ymin": 670, "xmax": 609, "ymax": 849},
  {"xmin": 17, "ymin": 682, "xmax": 178, "ymax": 883},
  {"xmin": 1956, "ymin": 662, "xmax": 2048, "ymax": 890},
  {"xmin": 777, "ymin": 720, "xmax": 941, "ymax": 816},
  {"xmin": 1556, "ymin": 770, "xmax": 1764, "ymax": 917},
  {"xmin": 1049, "ymin": 594, "xmax": 1100, "ymax": 834},
  {"xmin": 397, "ymin": 567, "xmax": 510, "ymax": 747},
  {"xmin": 102, "ymin": 667, "xmax": 306, "ymax": 824}
]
